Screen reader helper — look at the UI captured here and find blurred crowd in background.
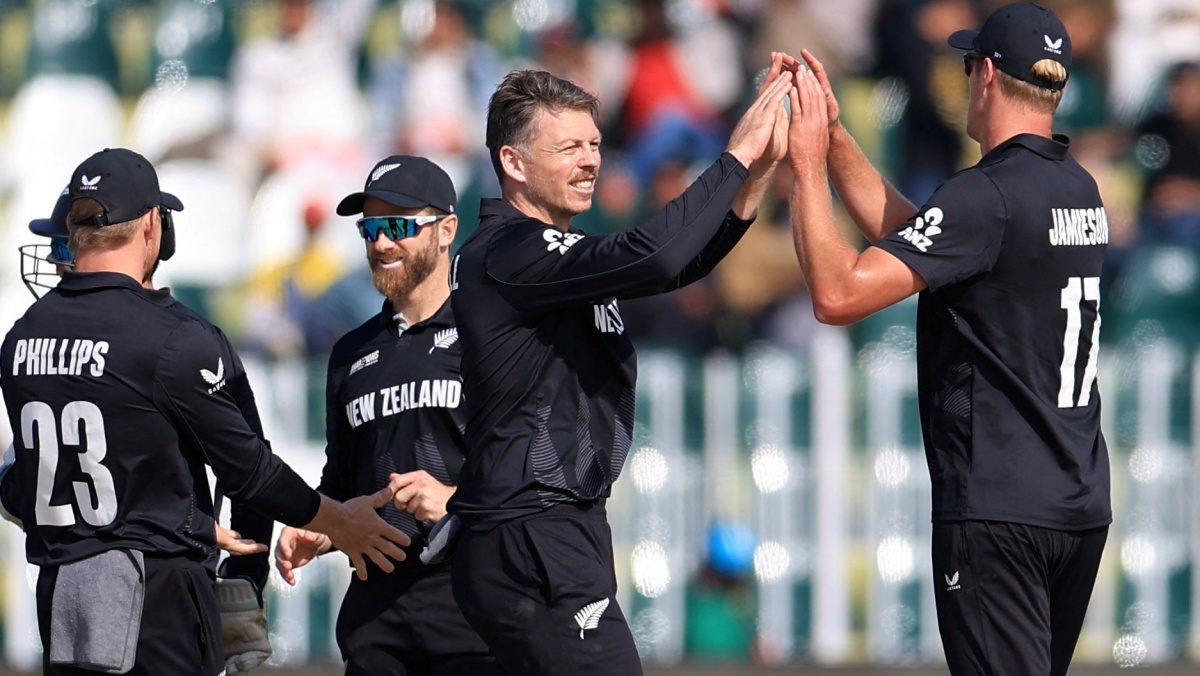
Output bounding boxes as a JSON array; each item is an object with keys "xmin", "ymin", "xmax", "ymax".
[
  {"xmin": 3, "ymin": 0, "xmax": 1200, "ymax": 665},
  {"xmin": 0, "ymin": 0, "xmax": 1199, "ymax": 359}
]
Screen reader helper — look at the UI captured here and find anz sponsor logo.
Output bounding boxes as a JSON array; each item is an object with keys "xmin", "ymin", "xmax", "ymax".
[
  {"xmin": 897, "ymin": 207, "xmax": 944, "ymax": 253},
  {"xmin": 593, "ymin": 299, "xmax": 625, "ymax": 335},
  {"xmin": 544, "ymin": 229, "xmax": 583, "ymax": 255},
  {"xmin": 345, "ymin": 379, "xmax": 462, "ymax": 429}
]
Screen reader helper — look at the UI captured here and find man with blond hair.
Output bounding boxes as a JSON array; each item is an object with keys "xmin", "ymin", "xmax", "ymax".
[
  {"xmin": 0, "ymin": 148, "xmax": 410, "ymax": 675},
  {"xmin": 785, "ymin": 3, "xmax": 1110, "ymax": 674}
]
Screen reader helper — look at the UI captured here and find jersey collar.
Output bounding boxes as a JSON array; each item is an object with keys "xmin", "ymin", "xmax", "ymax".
[
  {"xmin": 984, "ymin": 133, "xmax": 1070, "ymax": 162},
  {"xmin": 54, "ymin": 271, "xmax": 147, "ymax": 295},
  {"xmin": 377, "ymin": 297, "xmax": 455, "ymax": 333}
]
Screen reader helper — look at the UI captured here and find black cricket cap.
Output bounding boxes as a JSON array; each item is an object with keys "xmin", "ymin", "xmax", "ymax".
[
  {"xmin": 336, "ymin": 155, "xmax": 457, "ymax": 216},
  {"xmin": 949, "ymin": 2, "xmax": 1071, "ymax": 91},
  {"xmin": 28, "ymin": 186, "xmax": 71, "ymax": 238},
  {"xmin": 69, "ymin": 148, "xmax": 184, "ymax": 226}
]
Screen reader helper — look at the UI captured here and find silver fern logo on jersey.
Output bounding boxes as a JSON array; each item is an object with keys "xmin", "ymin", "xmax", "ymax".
[
  {"xmin": 201, "ymin": 358, "xmax": 226, "ymax": 394},
  {"xmin": 897, "ymin": 206, "xmax": 944, "ymax": 253},
  {"xmin": 544, "ymin": 229, "xmax": 583, "ymax": 255},
  {"xmin": 429, "ymin": 328, "xmax": 459, "ymax": 354},
  {"xmin": 574, "ymin": 598, "xmax": 609, "ymax": 639}
]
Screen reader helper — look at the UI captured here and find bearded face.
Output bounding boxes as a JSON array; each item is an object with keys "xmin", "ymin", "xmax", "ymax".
[{"xmin": 368, "ymin": 226, "xmax": 440, "ymax": 301}]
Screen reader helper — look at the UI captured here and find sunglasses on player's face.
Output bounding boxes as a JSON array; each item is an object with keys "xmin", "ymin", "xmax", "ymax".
[
  {"xmin": 356, "ymin": 214, "xmax": 447, "ymax": 242},
  {"xmin": 49, "ymin": 237, "xmax": 73, "ymax": 264},
  {"xmin": 963, "ymin": 54, "xmax": 986, "ymax": 77}
]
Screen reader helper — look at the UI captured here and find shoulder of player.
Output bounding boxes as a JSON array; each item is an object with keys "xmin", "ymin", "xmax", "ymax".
[
  {"xmin": 328, "ymin": 312, "xmax": 390, "ymax": 366},
  {"xmin": 926, "ymin": 165, "xmax": 1005, "ymax": 212}
]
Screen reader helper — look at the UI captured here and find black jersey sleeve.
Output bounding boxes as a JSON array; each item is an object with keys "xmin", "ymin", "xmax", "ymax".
[
  {"xmin": 316, "ymin": 354, "xmax": 356, "ymax": 502},
  {"xmin": 217, "ymin": 330, "xmax": 274, "ymax": 586},
  {"xmin": 152, "ymin": 320, "xmax": 320, "ymax": 527},
  {"xmin": 485, "ymin": 153, "xmax": 750, "ymax": 311},
  {"xmin": 874, "ymin": 169, "xmax": 1007, "ymax": 291}
]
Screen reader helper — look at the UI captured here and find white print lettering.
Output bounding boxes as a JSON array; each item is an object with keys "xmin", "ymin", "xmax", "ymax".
[
  {"xmin": 345, "ymin": 379, "xmax": 462, "ymax": 429},
  {"xmin": 897, "ymin": 207, "xmax": 944, "ymax": 253},
  {"xmin": 11, "ymin": 338, "xmax": 108, "ymax": 377},
  {"xmin": 1048, "ymin": 207, "xmax": 1109, "ymax": 246},
  {"xmin": 349, "ymin": 350, "xmax": 380, "ymax": 375},
  {"xmin": 544, "ymin": 229, "xmax": 583, "ymax": 255},
  {"xmin": 593, "ymin": 300, "xmax": 625, "ymax": 335}
]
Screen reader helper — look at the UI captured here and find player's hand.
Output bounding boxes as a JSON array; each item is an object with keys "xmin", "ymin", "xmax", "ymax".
[
  {"xmin": 725, "ymin": 61, "xmax": 794, "ymax": 170},
  {"xmin": 389, "ymin": 471, "xmax": 456, "ymax": 523},
  {"xmin": 216, "ymin": 523, "xmax": 269, "ymax": 557},
  {"xmin": 274, "ymin": 526, "xmax": 331, "ymax": 586},
  {"xmin": 216, "ymin": 575, "xmax": 271, "ymax": 674},
  {"xmin": 320, "ymin": 490, "xmax": 412, "ymax": 581},
  {"xmin": 749, "ymin": 52, "xmax": 792, "ymax": 174},
  {"xmin": 781, "ymin": 50, "xmax": 841, "ymax": 137},
  {"xmin": 788, "ymin": 66, "xmax": 831, "ymax": 173}
]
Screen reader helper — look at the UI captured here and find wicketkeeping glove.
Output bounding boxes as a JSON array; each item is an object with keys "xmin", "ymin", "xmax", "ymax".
[{"xmin": 215, "ymin": 575, "xmax": 271, "ymax": 674}]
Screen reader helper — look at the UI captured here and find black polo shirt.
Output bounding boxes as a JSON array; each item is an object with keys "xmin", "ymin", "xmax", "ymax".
[
  {"xmin": 875, "ymin": 133, "xmax": 1111, "ymax": 530},
  {"xmin": 449, "ymin": 152, "xmax": 752, "ymax": 527},
  {"xmin": 318, "ymin": 298, "xmax": 466, "ymax": 572},
  {"xmin": 0, "ymin": 272, "xmax": 320, "ymax": 566}
]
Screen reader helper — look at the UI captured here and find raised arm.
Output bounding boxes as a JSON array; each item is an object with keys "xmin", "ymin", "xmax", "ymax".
[
  {"xmin": 789, "ymin": 50, "xmax": 919, "ymax": 243},
  {"xmin": 788, "ymin": 66, "xmax": 925, "ymax": 325}
]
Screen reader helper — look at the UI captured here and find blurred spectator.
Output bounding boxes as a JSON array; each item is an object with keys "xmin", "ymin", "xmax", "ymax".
[
  {"xmin": 748, "ymin": 0, "xmax": 876, "ymax": 80},
  {"xmin": 1049, "ymin": 0, "xmax": 1117, "ymax": 138},
  {"xmin": 368, "ymin": 0, "xmax": 502, "ymax": 194},
  {"xmin": 26, "ymin": 0, "xmax": 120, "ymax": 89},
  {"xmin": 242, "ymin": 196, "xmax": 377, "ymax": 357},
  {"xmin": 1134, "ymin": 62, "xmax": 1200, "ymax": 249},
  {"xmin": 619, "ymin": 0, "xmax": 742, "ymax": 185},
  {"xmin": 128, "ymin": 0, "xmax": 240, "ymax": 165},
  {"xmin": 534, "ymin": 20, "xmax": 631, "ymax": 136},
  {"xmin": 685, "ymin": 521, "xmax": 759, "ymax": 663},
  {"xmin": 872, "ymin": 0, "xmax": 978, "ymax": 202},
  {"xmin": 714, "ymin": 163, "xmax": 821, "ymax": 351},
  {"xmin": 230, "ymin": 0, "xmax": 376, "ymax": 177},
  {"xmin": 1109, "ymin": 0, "xmax": 1200, "ymax": 124}
]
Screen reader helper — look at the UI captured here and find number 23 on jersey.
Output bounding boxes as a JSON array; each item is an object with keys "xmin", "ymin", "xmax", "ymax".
[{"xmin": 20, "ymin": 400, "xmax": 117, "ymax": 528}]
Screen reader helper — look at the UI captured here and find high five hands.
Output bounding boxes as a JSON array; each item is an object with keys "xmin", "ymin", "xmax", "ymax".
[{"xmin": 726, "ymin": 50, "xmax": 843, "ymax": 171}]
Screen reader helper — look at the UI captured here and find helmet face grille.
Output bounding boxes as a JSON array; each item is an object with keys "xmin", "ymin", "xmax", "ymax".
[{"xmin": 19, "ymin": 243, "xmax": 72, "ymax": 300}]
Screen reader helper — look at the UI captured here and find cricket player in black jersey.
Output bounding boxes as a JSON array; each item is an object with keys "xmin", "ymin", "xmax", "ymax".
[
  {"xmin": 274, "ymin": 156, "xmax": 496, "ymax": 675},
  {"xmin": 14, "ymin": 182, "xmax": 278, "ymax": 673},
  {"xmin": 447, "ymin": 59, "xmax": 792, "ymax": 675},
  {"xmin": 0, "ymin": 148, "xmax": 411, "ymax": 675},
  {"xmin": 785, "ymin": 4, "xmax": 1110, "ymax": 674}
]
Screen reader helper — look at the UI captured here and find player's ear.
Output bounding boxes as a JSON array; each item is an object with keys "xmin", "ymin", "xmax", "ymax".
[
  {"xmin": 437, "ymin": 214, "xmax": 458, "ymax": 250},
  {"xmin": 499, "ymin": 145, "xmax": 527, "ymax": 185}
]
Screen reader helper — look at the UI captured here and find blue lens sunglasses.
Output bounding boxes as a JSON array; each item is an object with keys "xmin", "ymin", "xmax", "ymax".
[
  {"xmin": 49, "ymin": 238, "xmax": 73, "ymax": 265},
  {"xmin": 357, "ymin": 214, "xmax": 447, "ymax": 242}
]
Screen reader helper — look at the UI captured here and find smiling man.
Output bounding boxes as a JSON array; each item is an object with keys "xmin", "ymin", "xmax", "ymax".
[
  {"xmin": 274, "ymin": 155, "xmax": 495, "ymax": 675},
  {"xmin": 447, "ymin": 62, "xmax": 792, "ymax": 675}
]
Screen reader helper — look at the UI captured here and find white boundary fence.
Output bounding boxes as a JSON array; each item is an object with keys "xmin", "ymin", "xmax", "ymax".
[{"xmin": 1, "ymin": 328, "xmax": 1198, "ymax": 668}]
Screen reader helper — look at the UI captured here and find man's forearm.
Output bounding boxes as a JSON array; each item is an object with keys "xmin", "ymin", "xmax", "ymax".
[
  {"xmin": 730, "ymin": 162, "xmax": 779, "ymax": 221},
  {"xmin": 827, "ymin": 124, "xmax": 918, "ymax": 243}
]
